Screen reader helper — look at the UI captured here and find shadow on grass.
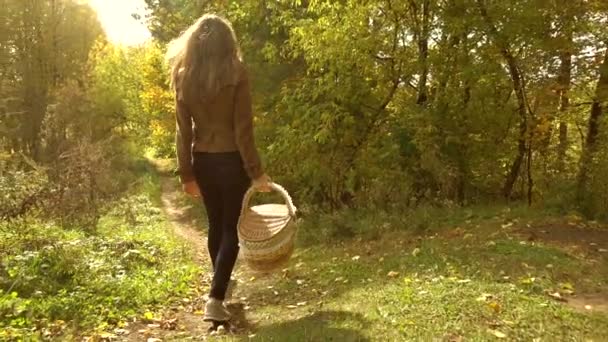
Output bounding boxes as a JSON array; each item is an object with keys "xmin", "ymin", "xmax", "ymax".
[{"xmin": 246, "ymin": 310, "xmax": 371, "ymax": 342}]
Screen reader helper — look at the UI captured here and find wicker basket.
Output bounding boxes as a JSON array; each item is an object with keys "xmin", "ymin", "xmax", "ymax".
[{"xmin": 237, "ymin": 183, "xmax": 297, "ymax": 273}]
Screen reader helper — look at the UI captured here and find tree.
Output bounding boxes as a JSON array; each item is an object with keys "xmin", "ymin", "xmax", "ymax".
[{"xmin": 0, "ymin": 0, "xmax": 103, "ymax": 158}]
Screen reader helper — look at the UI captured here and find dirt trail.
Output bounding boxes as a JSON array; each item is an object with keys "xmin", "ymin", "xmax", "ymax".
[
  {"xmin": 159, "ymin": 176, "xmax": 208, "ymax": 264},
  {"xmin": 123, "ymin": 171, "xmax": 252, "ymax": 341}
]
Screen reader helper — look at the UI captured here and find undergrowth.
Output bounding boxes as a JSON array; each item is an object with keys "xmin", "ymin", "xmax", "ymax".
[{"xmin": 0, "ymin": 171, "xmax": 199, "ymax": 340}]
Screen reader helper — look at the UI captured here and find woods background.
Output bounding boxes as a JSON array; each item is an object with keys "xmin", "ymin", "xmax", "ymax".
[
  {"xmin": 2, "ymin": 0, "xmax": 607, "ymax": 221},
  {"xmin": 1, "ymin": 0, "xmax": 608, "ymax": 339}
]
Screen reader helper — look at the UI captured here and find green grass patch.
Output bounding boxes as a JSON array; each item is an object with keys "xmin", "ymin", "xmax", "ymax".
[
  {"xmin": 223, "ymin": 217, "xmax": 608, "ymax": 341},
  {"xmin": 0, "ymin": 172, "xmax": 199, "ymax": 340}
]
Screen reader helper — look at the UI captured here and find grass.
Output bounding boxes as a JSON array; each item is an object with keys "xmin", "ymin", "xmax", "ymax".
[
  {"xmin": 4, "ymin": 158, "xmax": 606, "ymax": 341},
  {"xmin": 143, "ymin": 164, "xmax": 607, "ymax": 341},
  {"xmin": 0, "ymin": 166, "xmax": 200, "ymax": 340},
  {"xmin": 212, "ymin": 207, "xmax": 608, "ymax": 341}
]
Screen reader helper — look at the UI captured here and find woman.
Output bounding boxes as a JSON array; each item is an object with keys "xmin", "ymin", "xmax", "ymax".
[{"xmin": 167, "ymin": 14, "xmax": 271, "ymax": 323}]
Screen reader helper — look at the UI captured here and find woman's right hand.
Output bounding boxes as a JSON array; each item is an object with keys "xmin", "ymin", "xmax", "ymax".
[
  {"xmin": 252, "ymin": 173, "xmax": 272, "ymax": 192},
  {"xmin": 183, "ymin": 180, "xmax": 202, "ymax": 198}
]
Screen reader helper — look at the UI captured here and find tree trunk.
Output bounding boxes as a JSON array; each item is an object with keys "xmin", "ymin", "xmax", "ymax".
[
  {"xmin": 476, "ymin": 0, "xmax": 529, "ymax": 200},
  {"xmin": 577, "ymin": 47, "xmax": 608, "ymax": 198},
  {"xmin": 556, "ymin": 42, "xmax": 572, "ymax": 173},
  {"xmin": 415, "ymin": 0, "xmax": 430, "ymax": 105}
]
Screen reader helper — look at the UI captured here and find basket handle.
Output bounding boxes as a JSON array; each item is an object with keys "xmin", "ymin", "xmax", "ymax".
[{"xmin": 240, "ymin": 182, "xmax": 297, "ymax": 218}]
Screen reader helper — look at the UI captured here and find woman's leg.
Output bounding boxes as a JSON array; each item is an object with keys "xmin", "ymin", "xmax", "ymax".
[
  {"xmin": 193, "ymin": 153, "xmax": 223, "ymax": 271},
  {"xmin": 209, "ymin": 180, "xmax": 248, "ymax": 300},
  {"xmin": 200, "ymin": 186, "xmax": 223, "ymax": 270}
]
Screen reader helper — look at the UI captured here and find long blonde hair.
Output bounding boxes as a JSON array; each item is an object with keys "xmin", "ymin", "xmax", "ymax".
[{"xmin": 166, "ymin": 14, "xmax": 242, "ymax": 102}]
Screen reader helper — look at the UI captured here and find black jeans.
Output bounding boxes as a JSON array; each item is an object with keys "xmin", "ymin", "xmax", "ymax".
[{"xmin": 192, "ymin": 151, "xmax": 250, "ymax": 300}]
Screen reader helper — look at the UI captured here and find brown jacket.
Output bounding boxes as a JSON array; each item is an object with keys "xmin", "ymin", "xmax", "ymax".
[{"xmin": 175, "ymin": 63, "xmax": 263, "ymax": 183}]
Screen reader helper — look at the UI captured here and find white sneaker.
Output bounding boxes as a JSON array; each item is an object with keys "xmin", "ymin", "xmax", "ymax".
[{"xmin": 203, "ymin": 298, "xmax": 231, "ymax": 322}]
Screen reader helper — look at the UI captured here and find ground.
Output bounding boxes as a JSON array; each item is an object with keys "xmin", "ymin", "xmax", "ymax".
[{"xmin": 120, "ymin": 164, "xmax": 608, "ymax": 341}]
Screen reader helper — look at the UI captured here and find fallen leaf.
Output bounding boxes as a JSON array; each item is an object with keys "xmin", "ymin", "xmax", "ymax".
[
  {"xmin": 287, "ymin": 305, "xmax": 298, "ymax": 309},
  {"xmin": 457, "ymin": 279, "xmax": 471, "ymax": 284},
  {"xmin": 296, "ymin": 279, "xmax": 305, "ymax": 285},
  {"xmin": 161, "ymin": 318, "xmax": 178, "ymax": 330},
  {"xmin": 598, "ymin": 248, "xmax": 607, "ymax": 253},
  {"xmin": 99, "ymin": 333, "xmax": 118, "ymax": 339},
  {"xmin": 114, "ymin": 329, "xmax": 129, "ymax": 336},
  {"xmin": 548, "ymin": 292, "xmax": 567, "ymax": 302},
  {"xmin": 520, "ymin": 277, "xmax": 536, "ymax": 285},
  {"xmin": 585, "ymin": 305, "xmax": 593, "ymax": 310},
  {"xmin": 488, "ymin": 329, "xmax": 507, "ymax": 338},
  {"xmin": 412, "ymin": 248, "xmax": 421, "ymax": 257},
  {"xmin": 444, "ymin": 333, "xmax": 464, "ymax": 342},
  {"xmin": 476, "ymin": 293, "xmax": 493, "ymax": 301},
  {"xmin": 147, "ymin": 338, "xmax": 162, "ymax": 342},
  {"xmin": 488, "ymin": 301, "xmax": 501, "ymax": 313},
  {"xmin": 297, "ymin": 301, "xmax": 307, "ymax": 306},
  {"xmin": 387, "ymin": 271, "xmax": 400, "ymax": 278},
  {"xmin": 352, "ymin": 255, "xmax": 361, "ymax": 261},
  {"xmin": 560, "ymin": 282, "xmax": 575, "ymax": 291}
]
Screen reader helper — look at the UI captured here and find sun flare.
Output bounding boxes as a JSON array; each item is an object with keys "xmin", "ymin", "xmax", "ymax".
[{"xmin": 88, "ymin": 0, "xmax": 151, "ymax": 46}]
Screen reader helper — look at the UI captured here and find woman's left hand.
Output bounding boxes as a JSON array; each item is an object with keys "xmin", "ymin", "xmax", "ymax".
[
  {"xmin": 252, "ymin": 173, "xmax": 272, "ymax": 193},
  {"xmin": 183, "ymin": 181, "xmax": 202, "ymax": 198}
]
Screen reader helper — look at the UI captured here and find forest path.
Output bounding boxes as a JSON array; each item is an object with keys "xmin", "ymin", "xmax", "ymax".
[
  {"xmin": 123, "ymin": 161, "xmax": 253, "ymax": 341},
  {"xmin": 118, "ymin": 160, "xmax": 608, "ymax": 342}
]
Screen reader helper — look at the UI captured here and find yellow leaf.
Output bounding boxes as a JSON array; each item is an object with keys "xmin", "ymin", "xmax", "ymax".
[
  {"xmin": 488, "ymin": 329, "xmax": 507, "ymax": 338},
  {"xmin": 488, "ymin": 301, "xmax": 501, "ymax": 313},
  {"xmin": 560, "ymin": 282, "xmax": 574, "ymax": 291},
  {"xmin": 476, "ymin": 293, "xmax": 493, "ymax": 301}
]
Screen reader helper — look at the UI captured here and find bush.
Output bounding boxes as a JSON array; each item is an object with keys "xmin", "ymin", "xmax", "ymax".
[{"xmin": 0, "ymin": 176, "xmax": 198, "ymax": 340}]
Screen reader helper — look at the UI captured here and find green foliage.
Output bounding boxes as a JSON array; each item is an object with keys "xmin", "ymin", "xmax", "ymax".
[
  {"xmin": 0, "ymin": 175, "xmax": 198, "ymax": 340},
  {"xmin": 0, "ymin": 0, "xmax": 104, "ymax": 156},
  {"xmin": 140, "ymin": 0, "xmax": 608, "ymax": 217}
]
